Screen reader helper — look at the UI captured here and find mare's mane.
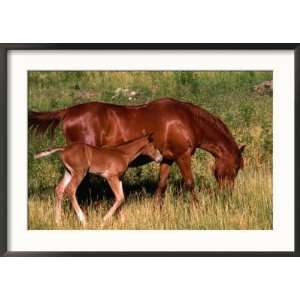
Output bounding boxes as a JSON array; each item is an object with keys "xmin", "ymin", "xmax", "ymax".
[{"xmin": 188, "ymin": 102, "xmax": 235, "ymax": 143}]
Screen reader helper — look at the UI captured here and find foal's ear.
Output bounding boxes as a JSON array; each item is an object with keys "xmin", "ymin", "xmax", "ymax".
[
  {"xmin": 147, "ymin": 132, "xmax": 155, "ymax": 142},
  {"xmin": 239, "ymin": 144, "xmax": 246, "ymax": 154}
]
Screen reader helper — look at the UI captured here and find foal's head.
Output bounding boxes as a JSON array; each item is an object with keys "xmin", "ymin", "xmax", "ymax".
[
  {"xmin": 213, "ymin": 145, "xmax": 246, "ymax": 189},
  {"xmin": 141, "ymin": 135, "xmax": 163, "ymax": 163}
]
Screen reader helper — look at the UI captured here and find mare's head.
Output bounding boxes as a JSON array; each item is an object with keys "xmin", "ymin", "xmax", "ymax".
[
  {"xmin": 141, "ymin": 134, "xmax": 163, "ymax": 163},
  {"xmin": 213, "ymin": 145, "xmax": 246, "ymax": 189}
]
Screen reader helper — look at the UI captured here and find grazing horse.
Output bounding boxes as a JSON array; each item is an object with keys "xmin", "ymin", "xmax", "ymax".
[
  {"xmin": 29, "ymin": 98, "xmax": 245, "ymax": 206},
  {"xmin": 35, "ymin": 135, "xmax": 163, "ymax": 225}
]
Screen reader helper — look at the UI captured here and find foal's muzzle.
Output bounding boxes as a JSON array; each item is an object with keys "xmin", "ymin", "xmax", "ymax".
[{"xmin": 156, "ymin": 155, "xmax": 163, "ymax": 163}]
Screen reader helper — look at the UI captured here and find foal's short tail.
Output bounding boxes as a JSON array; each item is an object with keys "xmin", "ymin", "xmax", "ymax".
[
  {"xmin": 29, "ymin": 109, "xmax": 67, "ymax": 136},
  {"xmin": 34, "ymin": 147, "xmax": 65, "ymax": 159}
]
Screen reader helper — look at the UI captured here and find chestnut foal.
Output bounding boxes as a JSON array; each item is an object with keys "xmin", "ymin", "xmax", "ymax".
[{"xmin": 35, "ymin": 135, "xmax": 163, "ymax": 226}]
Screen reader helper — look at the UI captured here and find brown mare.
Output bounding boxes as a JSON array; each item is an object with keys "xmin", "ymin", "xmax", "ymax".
[
  {"xmin": 35, "ymin": 135, "xmax": 163, "ymax": 225},
  {"xmin": 29, "ymin": 98, "xmax": 245, "ymax": 206}
]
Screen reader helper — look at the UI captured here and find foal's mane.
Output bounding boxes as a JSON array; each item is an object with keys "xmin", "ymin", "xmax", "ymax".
[{"xmin": 102, "ymin": 134, "xmax": 149, "ymax": 149}]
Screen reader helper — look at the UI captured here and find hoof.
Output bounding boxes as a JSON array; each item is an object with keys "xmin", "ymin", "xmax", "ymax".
[
  {"xmin": 55, "ymin": 217, "xmax": 62, "ymax": 226},
  {"xmin": 81, "ymin": 219, "xmax": 87, "ymax": 228},
  {"xmin": 55, "ymin": 221, "xmax": 62, "ymax": 227},
  {"xmin": 153, "ymin": 198, "xmax": 163, "ymax": 210}
]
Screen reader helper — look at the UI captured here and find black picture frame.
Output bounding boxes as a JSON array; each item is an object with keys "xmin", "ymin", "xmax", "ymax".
[{"xmin": 0, "ymin": 43, "xmax": 299, "ymax": 257}]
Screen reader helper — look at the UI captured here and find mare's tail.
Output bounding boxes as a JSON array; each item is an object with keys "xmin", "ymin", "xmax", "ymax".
[
  {"xmin": 28, "ymin": 109, "xmax": 67, "ymax": 136},
  {"xmin": 34, "ymin": 147, "xmax": 65, "ymax": 159}
]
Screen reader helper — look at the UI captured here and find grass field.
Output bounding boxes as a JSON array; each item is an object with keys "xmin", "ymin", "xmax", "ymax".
[{"xmin": 28, "ymin": 71, "xmax": 273, "ymax": 230}]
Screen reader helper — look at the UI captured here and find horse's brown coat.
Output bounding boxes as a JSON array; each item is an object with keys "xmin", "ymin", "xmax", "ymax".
[
  {"xmin": 35, "ymin": 135, "xmax": 163, "ymax": 224},
  {"xmin": 29, "ymin": 98, "xmax": 245, "ymax": 205}
]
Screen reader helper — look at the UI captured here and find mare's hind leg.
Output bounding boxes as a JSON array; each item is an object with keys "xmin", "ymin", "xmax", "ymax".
[
  {"xmin": 54, "ymin": 170, "xmax": 71, "ymax": 225},
  {"xmin": 103, "ymin": 176, "xmax": 124, "ymax": 222},
  {"xmin": 65, "ymin": 171, "xmax": 87, "ymax": 226},
  {"xmin": 154, "ymin": 160, "xmax": 173, "ymax": 207},
  {"xmin": 176, "ymin": 153, "xmax": 198, "ymax": 205}
]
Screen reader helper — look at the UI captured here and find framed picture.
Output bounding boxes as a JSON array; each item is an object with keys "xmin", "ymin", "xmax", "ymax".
[{"xmin": 0, "ymin": 43, "xmax": 299, "ymax": 256}]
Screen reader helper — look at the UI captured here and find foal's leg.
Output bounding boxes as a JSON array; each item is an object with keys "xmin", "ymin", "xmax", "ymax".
[
  {"xmin": 65, "ymin": 172, "xmax": 87, "ymax": 225},
  {"xmin": 54, "ymin": 170, "xmax": 71, "ymax": 224},
  {"xmin": 154, "ymin": 161, "xmax": 173, "ymax": 207},
  {"xmin": 176, "ymin": 154, "xmax": 198, "ymax": 205},
  {"xmin": 103, "ymin": 176, "xmax": 124, "ymax": 222}
]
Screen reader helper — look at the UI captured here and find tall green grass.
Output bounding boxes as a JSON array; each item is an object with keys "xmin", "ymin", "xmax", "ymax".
[{"xmin": 28, "ymin": 71, "xmax": 272, "ymax": 230}]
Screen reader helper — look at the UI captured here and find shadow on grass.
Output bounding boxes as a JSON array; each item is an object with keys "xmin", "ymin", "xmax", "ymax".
[
  {"xmin": 76, "ymin": 174, "xmax": 158, "ymax": 206},
  {"xmin": 75, "ymin": 175, "xmax": 216, "ymax": 205},
  {"xmin": 29, "ymin": 173, "xmax": 227, "ymax": 208}
]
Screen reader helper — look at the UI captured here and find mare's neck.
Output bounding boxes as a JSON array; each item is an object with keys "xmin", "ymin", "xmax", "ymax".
[
  {"xmin": 200, "ymin": 134, "xmax": 239, "ymax": 161},
  {"xmin": 192, "ymin": 110, "xmax": 240, "ymax": 160},
  {"xmin": 190, "ymin": 106, "xmax": 239, "ymax": 158}
]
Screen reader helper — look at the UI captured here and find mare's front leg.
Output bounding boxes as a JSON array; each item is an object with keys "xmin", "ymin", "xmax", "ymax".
[
  {"xmin": 65, "ymin": 171, "xmax": 87, "ymax": 226},
  {"xmin": 154, "ymin": 160, "xmax": 173, "ymax": 207},
  {"xmin": 103, "ymin": 176, "xmax": 124, "ymax": 222},
  {"xmin": 176, "ymin": 153, "xmax": 198, "ymax": 205}
]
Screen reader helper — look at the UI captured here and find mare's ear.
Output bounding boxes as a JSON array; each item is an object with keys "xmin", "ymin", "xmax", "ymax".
[{"xmin": 239, "ymin": 144, "xmax": 246, "ymax": 154}]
